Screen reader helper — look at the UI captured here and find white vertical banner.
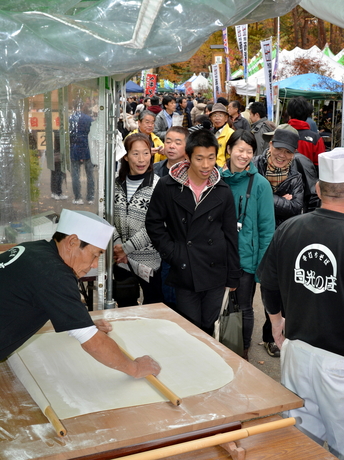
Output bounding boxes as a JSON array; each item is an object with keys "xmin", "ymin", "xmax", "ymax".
[
  {"xmin": 273, "ymin": 17, "xmax": 280, "ymax": 80},
  {"xmin": 261, "ymin": 38, "xmax": 274, "ymax": 122},
  {"xmin": 212, "ymin": 64, "xmax": 222, "ymax": 101},
  {"xmin": 241, "ymin": 24, "xmax": 248, "ymax": 80},
  {"xmin": 222, "ymin": 27, "xmax": 229, "ymax": 55},
  {"xmin": 222, "ymin": 27, "xmax": 231, "ymax": 81},
  {"xmin": 235, "ymin": 25, "xmax": 243, "ymax": 55},
  {"xmin": 226, "ymin": 56, "xmax": 231, "ymax": 82}
]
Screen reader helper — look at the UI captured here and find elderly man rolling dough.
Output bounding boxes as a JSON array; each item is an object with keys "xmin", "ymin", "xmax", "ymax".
[{"xmin": 0, "ymin": 209, "xmax": 160, "ymax": 379}]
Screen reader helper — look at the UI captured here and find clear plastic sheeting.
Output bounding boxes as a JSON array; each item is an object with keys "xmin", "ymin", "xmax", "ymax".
[
  {"xmin": 0, "ymin": 100, "xmax": 31, "ymax": 239},
  {"xmin": 0, "ymin": 82, "xmax": 101, "ymax": 245},
  {"xmin": 0, "ymin": 0, "xmax": 301, "ymax": 101}
]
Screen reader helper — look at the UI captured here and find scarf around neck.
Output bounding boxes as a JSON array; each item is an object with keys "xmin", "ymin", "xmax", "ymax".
[{"xmin": 265, "ymin": 151, "xmax": 292, "ymax": 192}]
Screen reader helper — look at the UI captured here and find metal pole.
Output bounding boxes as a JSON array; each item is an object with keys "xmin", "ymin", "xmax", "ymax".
[
  {"xmin": 342, "ymin": 85, "xmax": 344, "ymax": 147},
  {"xmin": 104, "ymin": 78, "xmax": 118, "ymax": 308}
]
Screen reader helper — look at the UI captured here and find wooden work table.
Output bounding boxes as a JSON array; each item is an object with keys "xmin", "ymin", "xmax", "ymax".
[{"xmin": 0, "ymin": 303, "xmax": 309, "ymax": 460}]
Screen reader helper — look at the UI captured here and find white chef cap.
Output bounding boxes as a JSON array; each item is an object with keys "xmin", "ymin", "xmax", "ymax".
[
  {"xmin": 56, "ymin": 209, "xmax": 114, "ymax": 250},
  {"xmin": 319, "ymin": 148, "xmax": 344, "ymax": 184}
]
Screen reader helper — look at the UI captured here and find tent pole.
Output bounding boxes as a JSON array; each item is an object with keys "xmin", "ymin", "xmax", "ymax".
[{"xmin": 104, "ymin": 78, "xmax": 118, "ymax": 308}]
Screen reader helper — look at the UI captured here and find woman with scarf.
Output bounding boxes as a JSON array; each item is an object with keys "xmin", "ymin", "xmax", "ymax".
[
  {"xmin": 221, "ymin": 130, "xmax": 275, "ymax": 361},
  {"xmin": 253, "ymin": 126, "xmax": 304, "ymax": 358}
]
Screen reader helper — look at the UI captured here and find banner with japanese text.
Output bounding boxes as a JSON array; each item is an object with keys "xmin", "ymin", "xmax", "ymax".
[
  {"xmin": 222, "ymin": 27, "xmax": 231, "ymax": 81},
  {"xmin": 212, "ymin": 63, "xmax": 222, "ymax": 101},
  {"xmin": 261, "ymin": 38, "xmax": 274, "ymax": 121},
  {"xmin": 235, "ymin": 25, "xmax": 243, "ymax": 55},
  {"xmin": 145, "ymin": 74, "xmax": 157, "ymax": 97},
  {"xmin": 235, "ymin": 25, "xmax": 248, "ymax": 80},
  {"xmin": 222, "ymin": 27, "xmax": 229, "ymax": 55},
  {"xmin": 273, "ymin": 17, "xmax": 280, "ymax": 80},
  {"xmin": 241, "ymin": 24, "xmax": 248, "ymax": 80}
]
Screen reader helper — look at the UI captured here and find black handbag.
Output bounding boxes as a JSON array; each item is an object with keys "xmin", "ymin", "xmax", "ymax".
[{"xmin": 214, "ymin": 288, "xmax": 244, "ymax": 357}]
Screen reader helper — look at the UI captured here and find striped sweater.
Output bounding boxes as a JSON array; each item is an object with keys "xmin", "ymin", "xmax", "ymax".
[{"xmin": 113, "ymin": 171, "xmax": 161, "ymax": 271}]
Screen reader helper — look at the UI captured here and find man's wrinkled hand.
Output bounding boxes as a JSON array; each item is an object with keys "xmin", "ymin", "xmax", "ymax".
[
  {"xmin": 133, "ymin": 355, "xmax": 161, "ymax": 379},
  {"xmin": 94, "ymin": 319, "xmax": 113, "ymax": 334}
]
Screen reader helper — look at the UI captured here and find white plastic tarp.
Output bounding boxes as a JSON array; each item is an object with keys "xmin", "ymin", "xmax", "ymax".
[{"xmin": 0, "ymin": 0, "xmax": 301, "ymax": 102}]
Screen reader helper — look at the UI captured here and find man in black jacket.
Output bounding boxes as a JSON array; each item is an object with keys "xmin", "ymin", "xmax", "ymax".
[
  {"xmin": 253, "ymin": 127, "xmax": 304, "ymax": 357},
  {"xmin": 146, "ymin": 130, "xmax": 241, "ymax": 335}
]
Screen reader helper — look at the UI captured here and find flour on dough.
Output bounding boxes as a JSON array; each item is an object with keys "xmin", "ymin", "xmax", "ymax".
[{"xmin": 12, "ymin": 319, "xmax": 234, "ymax": 419}]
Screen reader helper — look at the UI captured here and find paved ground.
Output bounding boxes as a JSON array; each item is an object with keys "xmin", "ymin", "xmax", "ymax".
[{"xmin": 249, "ymin": 287, "xmax": 281, "ymax": 382}]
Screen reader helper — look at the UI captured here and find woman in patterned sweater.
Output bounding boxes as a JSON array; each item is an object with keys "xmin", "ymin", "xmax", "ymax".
[{"xmin": 113, "ymin": 133, "xmax": 163, "ymax": 306}]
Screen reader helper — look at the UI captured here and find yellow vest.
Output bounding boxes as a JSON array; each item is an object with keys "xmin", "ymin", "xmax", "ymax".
[
  {"xmin": 127, "ymin": 130, "xmax": 165, "ymax": 163},
  {"xmin": 215, "ymin": 124, "xmax": 234, "ymax": 167}
]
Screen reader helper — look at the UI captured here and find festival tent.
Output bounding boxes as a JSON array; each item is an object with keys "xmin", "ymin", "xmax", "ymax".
[
  {"xmin": 175, "ymin": 74, "xmax": 198, "ymax": 92},
  {"xmin": 322, "ymin": 43, "xmax": 335, "ymax": 59},
  {"xmin": 228, "ymin": 46, "xmax": 344, "ymax": 97},
  {"xmin": 278, "ymin": 73, "xmax": 343, "ymax": 100},
  {"xmin": 125, "ymin": 80, "xmax": 144, "ymax": 93},
  {"xmin": 191, "ymin": 74, "xmax": 211, "ymax": 92},
  {"xmin": 157, "ymin": 79, "xmax": 175, "ymax": 92},
  {"xmin": 231, "ymin": 48, "xmax": 277, "ymax": 80},
  {"xmin": 335, "ymin": 49, "xmax": 344, "ymax": 66}
]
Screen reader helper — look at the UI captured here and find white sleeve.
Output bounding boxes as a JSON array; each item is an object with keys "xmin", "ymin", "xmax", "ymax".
[{"xmin": 67, "ymin": 325, "xmax": 98, "ymax": 344}]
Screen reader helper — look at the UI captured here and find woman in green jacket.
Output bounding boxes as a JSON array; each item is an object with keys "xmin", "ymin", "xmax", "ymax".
[{"xmin": 221, "ymin": 129, "xmax": 275, "ymax": 360}]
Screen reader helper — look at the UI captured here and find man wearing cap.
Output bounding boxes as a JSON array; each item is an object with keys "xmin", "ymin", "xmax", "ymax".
[
  {"xmin": 209, "ymin": 102, "xmax": 234, "ymax": 167},
  {"xmin": 263, "ymin": 124, "xmax": 320, "ymax": 213},
  {"xmin": 0, "ymin": 209, "xmax": 160, "ymax": 379},
  {"xmin": 253, "ymin": 126, "xmax": 304, "ymax": 358},
  {"xmin": 257, "ymin": 149, "xmax": 344, "ymax": 460}
]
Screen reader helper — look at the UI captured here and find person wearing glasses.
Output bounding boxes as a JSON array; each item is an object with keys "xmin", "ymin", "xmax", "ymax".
[
  {"xmin": 208, "ymin": 103, "xmax": 234, "ymax": 167},
  {"xmin": 127, "ymin": 110, "xmax": 165, "ymax": 162}
]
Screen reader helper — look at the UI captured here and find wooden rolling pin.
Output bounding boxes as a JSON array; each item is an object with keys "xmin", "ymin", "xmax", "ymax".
[
  {"xmin": 119, "ymin": 346, "xmax": 182, "ymax": 406},
  {"xmin": 8, "ymin": 353, "xmax": 67, "ymax": 437},
  {"xmin": 114, "ymin": 417, "xmax": 296, "ymax": 460}
]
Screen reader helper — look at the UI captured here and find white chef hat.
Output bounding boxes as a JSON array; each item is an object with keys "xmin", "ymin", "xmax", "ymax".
[
  {"xmin": 319, "ymin": 148, "xmax": 344, "ymax": 184},
  {"xmin": 56, "ymin": 209, "xmax": 114, "ymax": 250}
]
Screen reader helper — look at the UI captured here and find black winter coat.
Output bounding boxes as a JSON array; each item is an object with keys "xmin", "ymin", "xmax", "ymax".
[
  {"xmin": 145, "ymin": 175, "xmax": 241, "ymax": 292},
  {"xmin": 253, "ymin": 153, "xmax": 304, "ymax": 228}
]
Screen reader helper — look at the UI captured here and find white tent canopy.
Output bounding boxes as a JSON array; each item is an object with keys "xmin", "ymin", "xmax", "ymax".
[
  {"xmin": 228, "ymin": 45, "xmax": 344, "ymax": 97},
  {"xmin": 191, "ymin": 75, "xmax": 211, "ymax": 92}
]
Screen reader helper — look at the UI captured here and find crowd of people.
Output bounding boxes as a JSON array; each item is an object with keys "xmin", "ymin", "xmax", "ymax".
[
  {"xmin": 115, "ymin": 92, "xmax": 324, "ymax": 360},
  {"xmin": 110, "ymin": 92, "xmax": 344, "ymax": 459},
  {"xmin": 1, "ymin": 90, "xmax": 343, "ymax": 459}
]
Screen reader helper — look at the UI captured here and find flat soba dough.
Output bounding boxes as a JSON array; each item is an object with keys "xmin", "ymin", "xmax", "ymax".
[{"xmin": 11, "ymin": 319, "xmax": 234, "ymax": 419}]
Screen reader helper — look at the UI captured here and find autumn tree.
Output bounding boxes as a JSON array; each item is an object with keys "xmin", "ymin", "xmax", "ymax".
[
  {"xmin": 154, "ymin": 5, "xmax": 344, "ymax": 85},
  {"xmin": 278, "ymin": 56, "xmax": 334, "ymax": 80}
]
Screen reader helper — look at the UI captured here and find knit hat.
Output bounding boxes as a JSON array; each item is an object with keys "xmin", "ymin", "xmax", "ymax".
[
  {"xmin": 209, "ymin": 103, "xmax": 229, "ymax": 117},
  {"xmin": 57, "ymin": 209, "xmax": 114, "ymax": 250},
  {"xmin": 319, "ymin": 148, "xmax": 344, "ymax": 183}
]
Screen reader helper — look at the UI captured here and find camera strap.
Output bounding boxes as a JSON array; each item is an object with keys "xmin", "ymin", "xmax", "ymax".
[{"xmin": 237, "ymin": 173, "xmax": 254, "ymax": 229}]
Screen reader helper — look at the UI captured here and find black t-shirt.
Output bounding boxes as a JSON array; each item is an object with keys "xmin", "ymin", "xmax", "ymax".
[
  {"xmin": 0, "ymin": 240, "xmax": 94, "ymax": 360},
  {"xmin": 257, "ymin": 208, "xmax": 344, "ymax": 356}
]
